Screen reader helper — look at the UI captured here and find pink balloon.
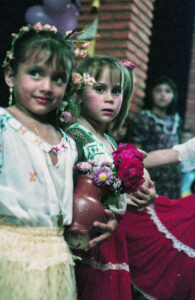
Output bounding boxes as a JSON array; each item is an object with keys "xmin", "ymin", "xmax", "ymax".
[
  {"xmin": 43, "ymin": 0, "xmax": 69, "ymax": 14},
  {"xmin": 25, "ymin": 5, "xmax": 54, "ymax": 26}
]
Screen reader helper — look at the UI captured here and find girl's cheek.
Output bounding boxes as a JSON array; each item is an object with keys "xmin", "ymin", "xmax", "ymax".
[
  {"xmin": 86, "ymin": 94, "xmax": 100, "ymax": 110},
  {"xmin": 116, "ymin": 97, "xmax": 123, "ymax": 114}
]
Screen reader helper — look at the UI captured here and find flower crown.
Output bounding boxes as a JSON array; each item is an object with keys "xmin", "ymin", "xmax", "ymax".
[
  {"xmin": 59, "ymin": 72, "xmax": 96, "ymax": 123},
  {"xmin": 2, "ymin": 22, "xmax": 92, "ymax": 68}
]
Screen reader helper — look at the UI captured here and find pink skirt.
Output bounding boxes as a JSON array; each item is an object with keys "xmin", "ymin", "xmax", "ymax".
[
  {"xmin": 123, "ymin": 194, "xmax": 195, "ymax": 300},
  {"xmin": 75, "ymin": 218, "xmax": 132, "ymax": 300}
]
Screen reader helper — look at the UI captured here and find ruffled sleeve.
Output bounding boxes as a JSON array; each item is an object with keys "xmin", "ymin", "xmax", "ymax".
[{"xmin": 173, "ymin": 137, "xmax": 195, "ymax": 172}]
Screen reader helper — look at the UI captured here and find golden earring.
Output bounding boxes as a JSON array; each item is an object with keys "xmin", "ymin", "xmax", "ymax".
[{"xmin": 9, "ymin": 87, "xmax": 13, "ymax": 106}]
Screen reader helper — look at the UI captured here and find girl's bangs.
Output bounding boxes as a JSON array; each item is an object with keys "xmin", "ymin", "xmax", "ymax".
[
  {"xmin": 24, "ymin": 41, "xmax": 71, "ymax": 72},
  {"xmin": 92, "ymin": 62, "xmax": 123, "ymax": 86}
]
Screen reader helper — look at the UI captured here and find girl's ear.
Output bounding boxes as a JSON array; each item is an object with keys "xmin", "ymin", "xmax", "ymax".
[{"xmin": 4, "ymin": 67, "xmax": 15, "ymax": 88}]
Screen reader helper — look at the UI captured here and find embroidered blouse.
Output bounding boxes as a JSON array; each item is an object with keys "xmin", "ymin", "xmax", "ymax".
[
  {"xmin": 67, "ymin": 123, "xmax": 127, "ymax": 215},
  {"xmin": 0, "ymin": 107, "xmax": 77, "ymax": 227}
]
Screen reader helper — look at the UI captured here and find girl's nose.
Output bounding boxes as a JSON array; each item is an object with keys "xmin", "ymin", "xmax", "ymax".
[
  {"xmin": 105, "ymin": 91, "xmax": 114, "ymax": 103},
  {"xmin": 40, "ymin": 78, "xmax": 53, "ymax": 92}
]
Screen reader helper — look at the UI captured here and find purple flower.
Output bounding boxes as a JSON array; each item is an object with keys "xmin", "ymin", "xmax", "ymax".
[
  {"xmin": 93, "ymin": 167, "xmax": 113, "ymax": 186},
  {"xmin": 60, "ymin": 111, "xmax": 73, "ymax": 123},
  {"xmin": 75, "ymin": 162, "xmax": 92, "ymax": 173}
]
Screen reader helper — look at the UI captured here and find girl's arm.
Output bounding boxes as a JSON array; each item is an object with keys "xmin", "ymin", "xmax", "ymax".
[{"xmin": 144, "ymin": 149, "xmax": 179, "ymax": 169}]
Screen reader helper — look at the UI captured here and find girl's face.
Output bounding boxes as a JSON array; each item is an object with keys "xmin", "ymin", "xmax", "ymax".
[
  {"xmin": 81, "ymin": 66, "xmax": 123, "ymax": 129},
  {"xmin": 152, "ymin": 83, "xmax": 174, "ymax": 109},
  {"xmin": 6, "ymin": 50, "xmax": 70, "ymax": 116}
]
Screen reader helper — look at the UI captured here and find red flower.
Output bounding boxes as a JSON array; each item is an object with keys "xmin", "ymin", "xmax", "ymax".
[
  {"xmin": 112, "ymin": 143, "xmax": 143, "ymax": 166},
  {"xmin": 116, "ymin": 158, "xmax": 145, "ymax": 193}
]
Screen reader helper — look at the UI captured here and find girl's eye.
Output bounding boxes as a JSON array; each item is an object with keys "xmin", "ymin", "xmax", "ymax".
[
  {"xmin": 94, "ymin": 85, "xmax": 105, "ymax": 92},
  {"xmin": 53, "ymin": 75, "xmax": 67, "ymax": 85},
  {"xmin": 30, "ymin": 70, "xmax": 41, "ymax": 78},
  {"xmin": 112, "ymin": 87, "xmax": 121, "ymax": 95}
]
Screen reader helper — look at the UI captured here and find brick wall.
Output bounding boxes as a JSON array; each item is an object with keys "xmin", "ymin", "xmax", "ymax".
[
  {"xmin": 185, "ymin": 19, "xmax": 195, "ymax": 135},
  {"xmin": 78, "ymin": 0, "xmax": 155, "ymax": 119}
]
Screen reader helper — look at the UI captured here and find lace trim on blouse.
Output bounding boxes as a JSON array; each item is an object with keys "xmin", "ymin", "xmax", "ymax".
[
  {"xmin": 146, "ymin": 204, "xmax": 195, "ymax": 257},
  {"xmin": 82, "ymin": 257, "xmax": 130, "ymax": 272},
  {"xmin": 142, "ymin": 110, "xmax": 180, "ymax": 135}
]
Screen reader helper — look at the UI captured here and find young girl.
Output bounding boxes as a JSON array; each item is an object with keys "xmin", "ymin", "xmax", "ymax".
[
  {"xmin": 130, "ymin": 76, "xmax": 182, "ymax": 199},
  {"xmin": 67, "ymin": 56, "xmax": 156, "ymax": 300},
  {"xmin": 68, "ymin": 57, "xmax": 195, "ymax": 300},
  {"xmin": 0, "ymin": 23, "xmax": 79, "ymax": 300}
]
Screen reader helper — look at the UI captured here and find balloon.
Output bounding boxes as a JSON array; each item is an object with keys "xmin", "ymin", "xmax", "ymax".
[
  {"xmin": 43, "ymin": 0, "xmax": 69, "ymax": 14},
  {"xmin": 69, "ymin": 3, "xmax": 79, "ymax": 17},
  {"xmin": 72, "ymin": 0, "xmax": 81, "ymax": 8},
  {"xmin": 24, "ymin": 3, "xmax": 79, "ymax": 36},
  {"xmin": 49, "ymin": 4, "xmax": 79, "ymax": 35},
  {"xmin": 25, "ymin": 5, "xmax": 54, "ymax": 26}
]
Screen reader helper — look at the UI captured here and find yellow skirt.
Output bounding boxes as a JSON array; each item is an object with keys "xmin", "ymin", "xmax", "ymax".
[{"xmin": 0, "ymin": 222, "xmax": 77, "ymax": 300}]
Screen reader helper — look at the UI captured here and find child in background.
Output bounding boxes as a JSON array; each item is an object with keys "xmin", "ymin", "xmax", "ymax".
[
  {"xmin": 67, "ymin": 56, "xmax": 156, "ymax": 300},
  {"xmin": 0, "ymin": 23, "xmax": 78, "ymax": 300},
  {"xmin": 130, "ymin": 76, "xmax": 182, "ymax": 199}
]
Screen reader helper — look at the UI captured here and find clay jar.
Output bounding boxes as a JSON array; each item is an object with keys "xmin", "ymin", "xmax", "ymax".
[{"xmin": 64, "ymin": 174, "xmax": 108, "ymax": 250}]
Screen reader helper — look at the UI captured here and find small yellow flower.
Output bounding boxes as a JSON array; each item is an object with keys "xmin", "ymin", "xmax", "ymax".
[
  {"xmin": 83, "ymin": 162, "xmax": 90, "ymax": 168},
  {"xmin": 99, "ymin": 173, "xmax": 108, "ymax": 182}
]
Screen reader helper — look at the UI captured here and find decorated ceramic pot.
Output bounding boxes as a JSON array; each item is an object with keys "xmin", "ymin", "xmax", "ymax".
[{"xmin": 64, "ymin": 174, "xmax": 107, "ymax": 250}]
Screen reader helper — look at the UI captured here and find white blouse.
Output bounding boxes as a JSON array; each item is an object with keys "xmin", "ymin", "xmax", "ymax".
[
  {"xmin": 0, "ymin": 107, "xmax": 77, "ymax": 227},
  {"xmin": 173, "ymin": 137, "xmax": 195, "ymax": 172}
]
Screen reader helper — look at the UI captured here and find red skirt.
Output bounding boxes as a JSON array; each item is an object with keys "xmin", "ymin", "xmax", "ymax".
[
  {"xmin": 123, "ymin": 194, "xmax": 195, "ymax": 300},
  {"xmin": 75, "ymin": 218, "xmax": 132, "ymax": 300}
]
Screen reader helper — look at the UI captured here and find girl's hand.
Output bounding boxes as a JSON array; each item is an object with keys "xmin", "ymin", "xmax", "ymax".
[
  {"xmin": 84, "ymin": 209, "xmax": 117, "ymax": 251},
  {"xmin": 127, "ymin": 179, "xmax": 156, "ymax": 210},
  {"xmin": 137, "ymin": 148, "xmax": 147, "ymax": 159}
]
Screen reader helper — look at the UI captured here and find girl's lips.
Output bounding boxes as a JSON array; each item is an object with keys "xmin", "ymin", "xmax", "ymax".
[
  {"xmin": 34, "ymin": 97, "xmax": 52, "ymax": 104},
  {"xmin": 102, "ymin": 109, "xmax": 113, "ymax": 115}
]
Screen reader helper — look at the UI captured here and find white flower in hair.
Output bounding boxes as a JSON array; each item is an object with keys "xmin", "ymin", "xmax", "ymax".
[{"xmin": 83, "ymin": 73, "xmax": 96, "ymax": 85}]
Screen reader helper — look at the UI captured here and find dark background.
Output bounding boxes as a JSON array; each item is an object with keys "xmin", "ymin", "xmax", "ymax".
[{"xmin": 0, "ymin": 0, "xmax": 195, "ymax": 123}]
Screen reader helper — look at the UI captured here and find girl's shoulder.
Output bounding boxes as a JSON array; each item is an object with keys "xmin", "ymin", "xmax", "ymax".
[
  {"xmin": 133, "ymin": 110, "xmax": 153, "ymax": 122},
  {"xmin": 0, "ymin": 107, "xmax": 9, "ymax": 120},
  {"xmin": 0, "ymin": 107, "xmax": 10, "ymax": 130},
  {"xmin": 104, "ymin": 133, "xmax": 118, "ymax": 148},
  {"xmin": 67, "ymin": 124, "xmax": 94, "ymax": 143}
]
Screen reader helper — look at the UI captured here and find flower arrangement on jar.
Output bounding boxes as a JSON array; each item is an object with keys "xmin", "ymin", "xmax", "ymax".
[{"xmin": 64, "ymin": 143, "xmax": 145, "ymax": 250}]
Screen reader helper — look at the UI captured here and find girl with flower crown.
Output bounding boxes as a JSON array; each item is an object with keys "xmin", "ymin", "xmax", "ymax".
[
  {"xmin": 67, "ymin": 56, "xmax": 195, "ymax": 300},
  {"xmin": 0, "ymin": 23, "xmax": 81, "ymax": 300},
  {"xmin": 67, "ymin": 55, "xmax": 156, "ymax": 300}
]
